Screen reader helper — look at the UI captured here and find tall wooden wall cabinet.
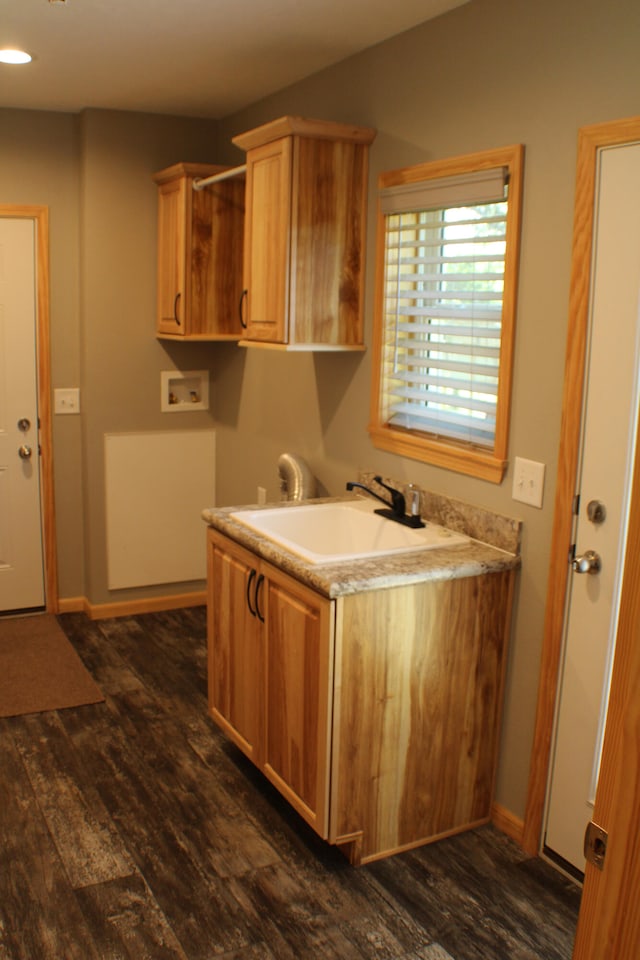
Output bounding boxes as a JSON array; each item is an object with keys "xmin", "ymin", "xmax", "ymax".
[
  {"xmin": 153, "ymin": 162, "xmax": 244, "ymax": 340},
  {"xmin": 232, "ymin": 116, "xmax": 376, "ymax": 350}
]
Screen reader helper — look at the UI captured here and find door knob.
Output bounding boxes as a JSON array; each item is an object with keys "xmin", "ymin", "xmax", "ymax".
[
  {"xmin": 572, "ymin": 549, "xmax": 602, "ymax": 574},
  {"xmin": 17, "ymin": 417, "xmax": 31, "ymax": 432},
  {"xmin": 18, "ymin": 444, "xmax": 33, "ymax": 460}
]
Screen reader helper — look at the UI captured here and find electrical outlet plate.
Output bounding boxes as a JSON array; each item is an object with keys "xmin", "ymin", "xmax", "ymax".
[{"xmin": 512, "ymin": 456, "xmax": 546, "ymax": 508}]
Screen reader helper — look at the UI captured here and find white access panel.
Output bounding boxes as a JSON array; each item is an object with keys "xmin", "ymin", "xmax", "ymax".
[{"xmin": 105, "ymin": 430, "xmax": 215, "ymax": 589}]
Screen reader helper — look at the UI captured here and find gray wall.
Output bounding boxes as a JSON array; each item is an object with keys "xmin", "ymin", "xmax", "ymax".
[
  {"xmin": 215, "ymin": 0, "xmax": 640, "ymax": 820},
  {"xmin": 0, "ymin": 110, "xmax": 84, "ymax": 596},
  {"xmin": 2, "ymin": 0, "xmax": 639, "ymax": 822},
  {"xmin": 0, "ymin": 108, "xmax": 221, "ymax": 599}
]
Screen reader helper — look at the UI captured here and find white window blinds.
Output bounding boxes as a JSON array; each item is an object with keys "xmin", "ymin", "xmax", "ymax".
[{"xmin": 380, "ymin": 167, "xmax": 509, "ymax": 449}]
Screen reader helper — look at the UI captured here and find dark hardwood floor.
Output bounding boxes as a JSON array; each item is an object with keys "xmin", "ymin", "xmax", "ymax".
[{"xmin": 0, "ymin": 607, "xmax": 581, "ymax": 959}]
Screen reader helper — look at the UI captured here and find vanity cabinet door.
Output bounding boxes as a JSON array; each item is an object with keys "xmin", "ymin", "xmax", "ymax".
[
  {"xmin": 206, "ymin": 529, "xmax": 334, "ymax": 836},
  {"xmin": 261, "ymin": 565, "xmax": 334, "ymax": 837},
  {"xmin": 207, "ymin": 532, "xmax": 264, "ymax": 763}
]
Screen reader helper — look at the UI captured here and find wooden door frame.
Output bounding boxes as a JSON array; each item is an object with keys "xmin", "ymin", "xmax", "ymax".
[
  {"xmin": 523, "ymin": 116, "xmax": 640, "ymax": 855},
  {"xmin": 1, "ymin": 204, "xmax": 58, "ymax": 613}
]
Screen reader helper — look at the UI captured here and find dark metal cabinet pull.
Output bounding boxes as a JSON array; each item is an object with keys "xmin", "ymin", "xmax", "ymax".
[
  {"xmin": 239, "ymin": 289, "xmax": 247, "ymax": 329},
  {"xmin": 246, "ymin": 568, "xmax": 257, "ymax": 616},
  {"xmin": 255, "ymin": 574, "xmax": 265, "ymax": 623}
]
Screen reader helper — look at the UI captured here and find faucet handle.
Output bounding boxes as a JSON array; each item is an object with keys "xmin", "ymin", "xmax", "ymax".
[
  {"xmin": 373, "ymin": 475, "xmax": 405, "ymax": 515},
  {"xmin": 406, "ymin": 483, "xmax": 421, "ymax": 517}
]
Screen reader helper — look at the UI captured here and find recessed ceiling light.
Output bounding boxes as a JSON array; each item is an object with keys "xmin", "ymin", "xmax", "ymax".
[{"xmin": 0, "ymin": 49, "xmax": 32, "ymax": 65}]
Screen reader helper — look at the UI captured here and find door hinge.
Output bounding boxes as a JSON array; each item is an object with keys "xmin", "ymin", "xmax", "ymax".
[{"xmin": 584, "ymin": 820, "xmax": 608, "ymax": 870}]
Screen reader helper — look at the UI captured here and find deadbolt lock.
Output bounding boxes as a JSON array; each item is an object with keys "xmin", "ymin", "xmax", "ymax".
[
  {"xmin": 584, "ymin": 820, "xmax": 608, "ymax": 870},
  {"xmin": 587, "ymin": 499, "xmax": 606, "ymax": 524}
]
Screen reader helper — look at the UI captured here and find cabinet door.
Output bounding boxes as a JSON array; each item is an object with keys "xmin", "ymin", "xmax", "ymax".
[
  {"xmin": 243, "ymin": 137, "xmax": 292, "ymax": 343},
  {"xmin": 188, "ymin": 178, "xmax": 245, "ymax": 338},
  {"xmin": 262, "ymin": 565, "xmax": 334, "ymax": 837},
  {"xmin": 156, "ymin": 177, "xmax": 187, "ymax": 336},
  {"xmin": 207, "ymin": 533, "xmax": 263, "ymax": 762}
]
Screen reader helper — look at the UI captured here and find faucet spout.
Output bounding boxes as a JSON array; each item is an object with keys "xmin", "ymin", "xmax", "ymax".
[
  {"xmin": 345, "ymin": 480, "xmax": 395, "ymax": 511},
  {"xmin": 345, "ymin": 476, "xmax": 424, "ymax": 528}
]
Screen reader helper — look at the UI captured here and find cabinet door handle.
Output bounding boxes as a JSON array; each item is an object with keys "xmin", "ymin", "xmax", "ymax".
[
  {"xmin": 173, "ymin": 291, "xmax": 182, "ymax": 326},
  {"xmin": 239, "ymin": 289, "xmax": 247, "ymax": 329},
  {"xmin": 255, "ymin": 574, "xmax": 265, "ymax": 623},
  {"xmin": 247, "ymin": 568, "xmax": 257, "ymax": 617}
]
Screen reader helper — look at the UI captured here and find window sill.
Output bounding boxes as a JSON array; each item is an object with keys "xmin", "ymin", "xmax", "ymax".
[{"xmin": 368, "ymin": 424, "xmax": 507, "ymax": 484}]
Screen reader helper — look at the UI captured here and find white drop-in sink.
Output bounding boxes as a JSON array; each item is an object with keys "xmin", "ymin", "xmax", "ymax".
[{"xmin": 229, "ymin": 498, "xmax": 468, "ymax": 564}]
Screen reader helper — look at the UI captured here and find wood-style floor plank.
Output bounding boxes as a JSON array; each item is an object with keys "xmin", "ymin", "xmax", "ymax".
[
  {"xmin": 58, "ymin": 710, "xmax": 266, "ymax": 957},
  {"xmin": 366, "ymin": 827, "xmax": 580, "ymax": 960},
  {"xmin": 10, "ymin": 710, "xmax": 136, "ymax": 889},
  {"xmin": 225, "ymin": 859, "xmax": 433, "ymax": 959},
  {"xmin": 191, "ymin": 733, "xmax": 438, "ymax": 956},
  {"xmin": 0, "ymin": 723, "xmax": 103, "ymax": 960},
  {"xmin": 73, "ymin": 873, "xmax": 190, "ymax": 960},
  {"xmin": 0, "ymin": 608, "xmax": 580, "ymax": 960}
]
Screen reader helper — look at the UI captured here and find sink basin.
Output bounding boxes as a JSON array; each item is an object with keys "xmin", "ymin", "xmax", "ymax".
[{"xmin": 229, "ymin": 498, "xmax": 468, "ymax": 564}]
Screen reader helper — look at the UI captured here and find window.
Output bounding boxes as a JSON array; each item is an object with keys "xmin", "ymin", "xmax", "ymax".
[{"xmin": 369, "ymin": 145, "xmax": 524, "ymax": 483}]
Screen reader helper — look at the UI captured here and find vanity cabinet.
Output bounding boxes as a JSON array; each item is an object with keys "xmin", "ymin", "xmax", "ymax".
[
  {"xmin": 231, "ymin": 116, "xmax": 376, "ymax": 349},
  {"xmin": 153, "ymin": 162, "xmax": 244, "ymax": 340},
  {"xmin": 207, "ymin": 526, "xmax": 515, "ymax": 864}
]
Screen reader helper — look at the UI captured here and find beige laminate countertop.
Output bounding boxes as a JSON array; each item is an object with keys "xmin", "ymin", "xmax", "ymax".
[{"xmin": 202, "ymin": 499, "xmax": 520, "ymax": 600}]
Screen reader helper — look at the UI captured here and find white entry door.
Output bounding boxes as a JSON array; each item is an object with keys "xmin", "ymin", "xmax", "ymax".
[
  {"xmin": 0, "ymin": 217, "xmax": 45, "ymax": 612},
  {"xmin": 544, "ymin": 142, "xmax": 640, "ymax": 873}
]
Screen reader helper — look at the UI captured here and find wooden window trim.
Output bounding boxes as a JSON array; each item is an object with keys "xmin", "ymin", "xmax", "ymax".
[{"xmin": 368, "ymin": 144, "xmax": 524, "ymax": 483}]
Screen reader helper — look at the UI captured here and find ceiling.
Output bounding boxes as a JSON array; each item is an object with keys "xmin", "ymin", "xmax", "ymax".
[{"xmin": 1, "ymin": 0, "xmax": 469, "ymax": 119}]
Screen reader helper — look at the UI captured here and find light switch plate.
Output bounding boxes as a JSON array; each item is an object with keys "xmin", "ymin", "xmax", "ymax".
[
  {"xmin": 54, "ymin": 387, "xmax": 80, "ymax": 414},
  {"xmin": 512, "ymin": 456, "xmax": 546, "ymax": 508}
]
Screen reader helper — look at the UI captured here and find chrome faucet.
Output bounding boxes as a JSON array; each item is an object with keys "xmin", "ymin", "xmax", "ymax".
[{"xmin": 345, "ymin": 475, "xmax": 425, "ymax": 528}]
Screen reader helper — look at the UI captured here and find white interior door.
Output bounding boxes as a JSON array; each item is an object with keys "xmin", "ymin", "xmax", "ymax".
[
  {"xmin": 544, "ymin": 142, "xmax": 640, "ymax": 874},
  {"xmin": 0, "ymin": 217, "xmax": 45, "ymax": 612}
]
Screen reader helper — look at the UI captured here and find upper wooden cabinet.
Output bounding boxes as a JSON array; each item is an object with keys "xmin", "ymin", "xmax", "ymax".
[
  {"xmin": 232, "ymin": 116, "xmax": 376, "ymax": 350},
  {"xmin": 153, "ymin": 162, "xmax": 244, "ymax": 340}
]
